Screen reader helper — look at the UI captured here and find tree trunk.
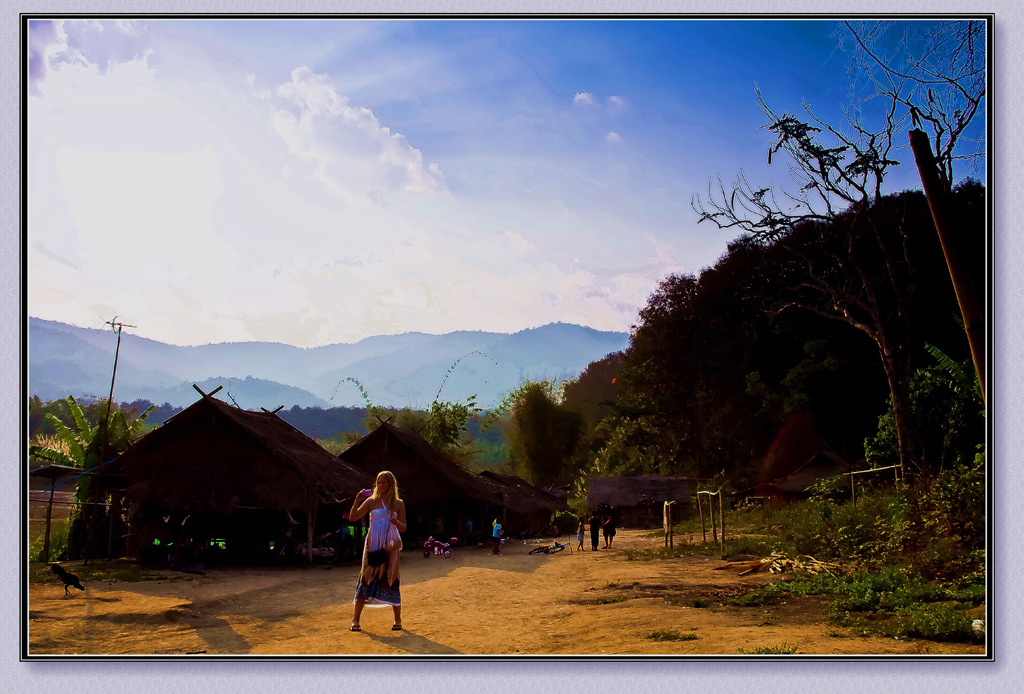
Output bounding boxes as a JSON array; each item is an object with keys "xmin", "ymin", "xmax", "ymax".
[{"xmin": 879, "ymin": 341, "xmax": 922, "ymax": 476}]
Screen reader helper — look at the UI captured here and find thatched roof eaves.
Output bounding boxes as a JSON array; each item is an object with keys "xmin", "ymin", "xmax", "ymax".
[
  {"xmin": 479, "ymin": 471, "xmax": 570, "ymax": 514},
  {"xmin": 121, "ymin": 395, "xmax": 371, "ymax": 514},
  {"xmin": 587, "ymin": 476, "xmax": 692, "ymax": 508},
  {"xmin": 340, "ymin": 422, "xmax": 503, "ymax": 506}
]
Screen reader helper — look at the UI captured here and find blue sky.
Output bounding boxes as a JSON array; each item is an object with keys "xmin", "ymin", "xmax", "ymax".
[{"xmin": 26, "ymin": 18, "xmax": 981, "ymax": 347}]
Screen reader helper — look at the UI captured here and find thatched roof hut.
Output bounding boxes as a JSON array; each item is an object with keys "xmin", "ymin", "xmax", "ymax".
[
  {"xmin": 339, "ymin": 421, "xmax": 505, "ymax": 542},
  {"xmin": 479, "ymin": 471, "xmax": 570, "ymax": 536},
  {"xmin": 122, "ymin": 394, "xmax": 371, "ymax": 514},
  {"xmin": 118, "ymin": 393, "xmax": 372, "ymax": 564},
  {"xmin": 587, "ymin": 476, "xmax": 693, "ymax": 528},
  {"xmin": 479, "ymin": 471, "xmax": 569, "ymax": 514},
  {"xmin": 734, "ymin": 450, "xmax": 854, "ymax": 501}
]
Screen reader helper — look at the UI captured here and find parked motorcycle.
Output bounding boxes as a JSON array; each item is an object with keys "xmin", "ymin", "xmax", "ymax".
[{"xmin": 422, "ymin": 536, "xmax": 458, "ymax": 558}]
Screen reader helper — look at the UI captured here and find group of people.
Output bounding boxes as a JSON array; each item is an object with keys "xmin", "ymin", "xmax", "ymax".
[{"xmin": 576, "ymin": 507, "xmax": 616, "ymax": 551}]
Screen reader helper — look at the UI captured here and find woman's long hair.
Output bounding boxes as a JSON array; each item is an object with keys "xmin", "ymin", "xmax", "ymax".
[{"xmin": 372, "ymin": 470, "xmax": 400, "ymax": 512}]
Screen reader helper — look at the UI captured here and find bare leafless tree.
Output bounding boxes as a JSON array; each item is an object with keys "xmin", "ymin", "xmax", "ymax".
[
  {"xmin": 691, "ymin": 19, "xmax": 987, "ymax": 476},
  {"xmin": 837, "ymin": 20, "xmax": 987, "ymax": 400},
  {"xmin": 836, "ymin": 20, "xmax": 986, "ymax": 191}
]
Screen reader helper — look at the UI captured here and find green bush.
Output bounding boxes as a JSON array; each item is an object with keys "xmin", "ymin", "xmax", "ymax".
[
  {"xmin": 740, "ymin": 463, "xmax": 985, "ymax": 580},
  {"xmin": 721, "ymin": 536, "xmax": 779, "ymax": 557},
  {"xmin": 731, "ymin": 582, "xmax": 789, "ymax": 606},
  {"xmin": 552, "ymin": 511, "xmax": 580, "ymax": 535},
  {"xmin": 892, "ymin": 603, "xmax": 983, "ymax": 643},
  {"xmin": 29, "ymin": 518, "xmax": 71, "ymax": 564},
  {"xmin": 729, "ymin": 565, "xmax": 985, "ymax": 644},
  {"xmin": 865, "ymin": 363, "xmax": 984, "ymax": 472}
]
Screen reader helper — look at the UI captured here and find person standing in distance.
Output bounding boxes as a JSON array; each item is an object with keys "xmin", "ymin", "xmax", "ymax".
[{"xmin": 491, "ymin": 518, "xmax": 503, "ymax": 554}]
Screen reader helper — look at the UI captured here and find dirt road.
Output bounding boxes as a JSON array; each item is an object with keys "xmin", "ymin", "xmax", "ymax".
[{"xmin": 27, "ymin": 529, "xmax": 984, "ymax": 656}]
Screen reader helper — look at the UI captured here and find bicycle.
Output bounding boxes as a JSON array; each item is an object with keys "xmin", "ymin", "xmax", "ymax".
[{"xmin": 529, "ymin": 540, "xmax": 570, "ymax": 555}]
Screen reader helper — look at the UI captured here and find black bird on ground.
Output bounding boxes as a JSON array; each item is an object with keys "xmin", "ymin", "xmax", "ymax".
[{"xmin": 49, "ymin": 564, "xmax": 84, "ymax": 596}]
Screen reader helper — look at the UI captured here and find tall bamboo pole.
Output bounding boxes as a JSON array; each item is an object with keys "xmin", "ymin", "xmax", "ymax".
[{"xmin": 908, "ymin": 129, "xmax": 986, "ymax": 402}]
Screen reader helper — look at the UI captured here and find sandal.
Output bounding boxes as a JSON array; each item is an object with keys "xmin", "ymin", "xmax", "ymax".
[
  {"xmin": 391, "ymin": 623, "xmax": 403, "ymax": 631},
  {"xmin": 349, "ymin": 624, "xmax": 361, "ymax": 632}
]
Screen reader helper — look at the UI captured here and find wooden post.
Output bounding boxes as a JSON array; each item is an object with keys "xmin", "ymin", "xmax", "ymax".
[
  {"xmin": 663, "ymin": 501, "xmax": 674, "ymax": 548},
  {"xmin": 697, "ymin": 493, "xmax": 706, "ymax": 543},
  {"xmin": 850, "ymin": 472, "xmax": 856, "ymax": 507},
  {"xmin": 708, "ymin": 493, "xmax": 718, "ymax": 545},
  {"xmin": 718, "ymin": 490, "xmax": 725, "ymax": 549},
  {"xmin": 125, "ymin": 513, "xmax": 134, "ymax": 559},
  {"xmin": 107, "ymin": 493, "xmax": 119, "ymax": 559},
  {"xmin": 42, "ymin": 485, "xmax": 55, "ymax": 564},
  {"xmin": 305, "ymin": 508, "xmax": 314, "ymax": 567}
]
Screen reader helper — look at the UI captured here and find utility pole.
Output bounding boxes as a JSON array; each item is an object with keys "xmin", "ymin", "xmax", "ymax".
[
  {"xmin": 103, "ymin": 317, "xmax": 135, "ymax": 443},
  {"xmin": 86, "ymin": 317, "xmax": 135, "ymax": 563}
]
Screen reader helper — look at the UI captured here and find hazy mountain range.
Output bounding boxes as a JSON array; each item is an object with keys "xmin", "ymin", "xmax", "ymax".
[{"xmin": 28, "ymin": 318, "xmax": 630, "ymax": 410}]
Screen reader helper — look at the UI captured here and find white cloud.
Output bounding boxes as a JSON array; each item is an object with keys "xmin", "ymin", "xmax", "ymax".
[
  {"xmin": 245, "ymin": 73, "xmax": 272, "ymax": 100},
  {"xmin": 608, "ymin": 95, "xmax": 624, "ymax": 106},
  {"xmin": 40, "ymin": 19, "xmax": 150, "ymax": 80},
  {"xmin": 502, "ymin": 229, "xmax": 535, "ymax": 253},
  {"xmin": 271, "ymin": 66, "xmax": 446, "ymax": 197},
  {"xmin": 26, "ymin": 22, "xmax": 735, "ymax": 348},
  {"xmin": 606, "ymin": 131, "xmax": 621, "ymax": 143}
]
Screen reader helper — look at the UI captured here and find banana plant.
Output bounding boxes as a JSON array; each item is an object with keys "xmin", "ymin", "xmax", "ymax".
[
  {"xmin": 924, "ymin": 343, "xmax": 984, "ymax": 409},
  {"xmin": 29, "ymin": 395, "xmax": 156, "ymax": 470}
]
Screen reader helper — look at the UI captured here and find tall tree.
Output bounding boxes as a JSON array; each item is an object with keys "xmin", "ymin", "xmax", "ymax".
[
  {"xmin": 424, "ymin": 395, "xmax": 480, "ymax": 463},
  {"xmin": 692, "ymin": 23, "xmax": 985, "ymax": 477},
  {"xmin": 489, "ymin": 379, "xmax": 584, "ymax": 487},
  {"xmin": 837, "ymin": 19, "xmax": 988, "ymax": 399},
  {"xmin": 696, "ymin": 19, "xmax": 983, "ymax": 481}
]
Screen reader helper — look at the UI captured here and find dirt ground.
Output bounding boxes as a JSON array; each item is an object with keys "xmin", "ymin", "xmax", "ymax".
[{"xmin": 27, "ymin": 529, "xmax": 985, "ymax": 657}]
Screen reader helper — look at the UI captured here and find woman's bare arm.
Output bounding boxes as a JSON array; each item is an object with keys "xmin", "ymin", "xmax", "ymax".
[
  {"xmin": 390, "ymin": 499, "xmax": 407, "ymax": 533},
  {"xmin": 349, "ymin": 492, "xmax": 375, "ymax": 521}
]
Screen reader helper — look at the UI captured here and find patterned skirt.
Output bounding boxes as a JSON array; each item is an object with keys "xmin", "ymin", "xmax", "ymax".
[
  {"xmin": 354, "ymin": 570, "xmax": 401, "ymax": 607},
  {"xmin": 353, "ymin": 519, "xmax": 401, "ymax": 607}
]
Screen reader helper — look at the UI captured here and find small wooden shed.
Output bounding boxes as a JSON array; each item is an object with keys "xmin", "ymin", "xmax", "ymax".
[
  {"xmin": 587, "ymin": 476, "xmax": 693, "ymax": 528},
  {"xmin": 119, "ymin": 392, "xmax": 372, "ymax": 564},
  {"xmin": 734, "ymin": 450, "xmax": 854, "ymax": 502}
]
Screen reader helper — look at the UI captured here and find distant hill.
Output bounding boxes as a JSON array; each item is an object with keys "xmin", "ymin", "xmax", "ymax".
[{"xmin": 27, "ymin": 318, "xmax": 630, "ymax": 409}]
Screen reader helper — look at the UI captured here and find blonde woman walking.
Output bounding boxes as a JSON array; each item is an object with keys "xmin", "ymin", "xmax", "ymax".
[{"xmin": 349, "ymin": 470, "xmax": 407, "ymax": 631}]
